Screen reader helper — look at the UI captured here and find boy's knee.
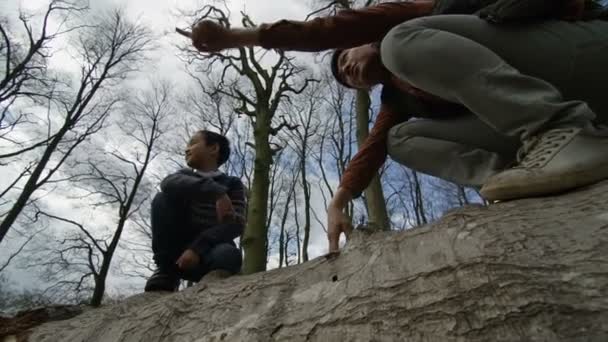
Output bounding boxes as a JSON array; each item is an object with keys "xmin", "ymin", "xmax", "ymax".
[{"xmin": 209, "ymin": 244, "xmax": 242, "ymax": 274}]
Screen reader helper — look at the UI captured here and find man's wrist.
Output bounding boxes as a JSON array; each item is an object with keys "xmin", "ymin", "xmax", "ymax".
[
  {"xmin": 233, "ymin": 27, "xmax": 260, "ymax": 47},
  {"xmin": 330, "ymin": 187, "xmax": 353, "ymax": 210}
]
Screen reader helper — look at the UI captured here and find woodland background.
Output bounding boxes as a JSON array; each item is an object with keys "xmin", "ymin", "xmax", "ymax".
[{"xmin": 0, "ymin": 0, "xmax": 482, "ymax": 312}]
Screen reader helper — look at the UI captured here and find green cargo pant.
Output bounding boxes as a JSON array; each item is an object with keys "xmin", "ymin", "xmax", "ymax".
[{"xmin": 382, "ymin": 15, "xmax": 608, "ymax": 186}]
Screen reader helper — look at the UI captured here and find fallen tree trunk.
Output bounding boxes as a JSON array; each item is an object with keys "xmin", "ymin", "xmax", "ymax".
[{"xmin": 26, "ymin": 182, "xmax": 608, "ymax": 342}]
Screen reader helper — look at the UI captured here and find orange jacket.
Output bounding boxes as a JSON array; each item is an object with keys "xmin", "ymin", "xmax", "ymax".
[{"xmin": 257, "ymin": 0, "xmax": 587, "ymax": 196}]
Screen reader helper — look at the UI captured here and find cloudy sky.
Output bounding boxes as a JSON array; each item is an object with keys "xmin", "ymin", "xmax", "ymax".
[{"xmin": 1, "ymin": 0, "xmax": 346, "ymax": 297}]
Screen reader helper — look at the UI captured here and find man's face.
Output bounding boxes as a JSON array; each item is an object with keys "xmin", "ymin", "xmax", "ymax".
[
  {"xmin": 337, "ymin": 44, "xmax": 386, "ymax": 89},
  {"xmin": 185, "ymin": 132, "xmax": 218, "ymax": 168}
]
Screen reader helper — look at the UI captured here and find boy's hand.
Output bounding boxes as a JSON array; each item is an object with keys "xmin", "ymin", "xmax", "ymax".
[
  {"xmin": 216, "ymin": 193, "xmax": 234, "ymax": 222},
  {"xmin": 176, "ymin": 249, "xmax": 200, "ymax": 270}
]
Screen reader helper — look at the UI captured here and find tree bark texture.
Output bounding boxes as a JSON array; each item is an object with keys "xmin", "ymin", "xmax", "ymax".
[
  {"xmin": 241, "ymin": 115, "xmax": 272, "ymax": 274},
  {"xmin": 27, "ymin": 181, "xmax": 608, "ymax": 342}
]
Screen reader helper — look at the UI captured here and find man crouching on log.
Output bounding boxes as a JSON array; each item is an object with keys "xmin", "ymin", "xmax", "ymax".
[{"xmin": 179, "ymin": 0, "xmax": 608, "ymax": 253}]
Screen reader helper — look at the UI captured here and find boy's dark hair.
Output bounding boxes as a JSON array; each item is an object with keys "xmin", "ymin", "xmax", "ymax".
[
  {"xmin": 199, "ymin": 130, "xmax": 231, "ymax": 166},
  {"xmin": 330, "ymin": 49, "xmax": 354, "ymax": 89}
]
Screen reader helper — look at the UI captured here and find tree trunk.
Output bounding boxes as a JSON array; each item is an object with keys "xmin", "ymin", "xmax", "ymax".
[
  {"xmin": 90, "ymin": 217, "xmax": 128, "ymax": 307},
  {"xmin": 278, "ymin": 222, "xmax": 285, "ymax": 269},
  {"xmin": 27, "ymin": 181, "xmax": 608, "ymax": 342},
  {"xmin": 0, "ymin": 127, "xmax": 66, "ymax": 243},
  {"xmin": 411, "ymin": 171, "xmax": 428, "ymax": 225},
  {"xmin": 284, "ymin": 232, "xmax": 292, "ymax": 267},
  {"xmin": 278, "ymin": 180, "xmax": 296, "ymax": 269},
  {"xmin": 241, "ymin": 115, "xmax": 272, "ymax": 274},
  {"xmin": 293, "ymin": 196, "xmax": 302, "ymax": 265},
  {"xmin": 300, "ymin": 156, "xmax": 311, "ymax": 262},
  {"xmin": 89, "ymin": 138, "xmax": 152, "ymax": 307},
  {"xmin": 90, "ymin": 272, "xmax": 107, "ymax": 307},
  {"xmin": 355, "ymin": 90, "xmax": 389, "ymax": 230}
]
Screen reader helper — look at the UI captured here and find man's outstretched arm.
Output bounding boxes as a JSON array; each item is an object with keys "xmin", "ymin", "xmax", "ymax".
[
  {"xmin": 327, "ymin": 105, "xmax": 408, "ymax": 252},
  {"xmin": 185, "ymin": 1, "xmax": 435, "ymax": 52}
]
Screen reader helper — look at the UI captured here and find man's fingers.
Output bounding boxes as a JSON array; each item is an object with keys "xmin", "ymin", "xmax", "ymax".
[
  {"xmin": 328, "ymin": 232, "xmax": 340, "ymax": 253},
  {"xmin": 194, "ymin": 42, "xmax": 210, "ymax": 52},
  {"xmin": 176, "ymin": 27, "xmax": 192, "ymax": 38},
  {"xmin": 343, "ymin": 223, "xmax": 354, "ymax": 241}
]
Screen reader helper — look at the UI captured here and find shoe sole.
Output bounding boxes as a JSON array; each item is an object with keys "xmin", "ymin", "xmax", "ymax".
[
  {"xmin": 480, "ymin": 162, "xmax": 608, "ymax": 201},
  {"xmin": 144, "ymin": 281, "xmax": 179, "ymax": 292},
  {"xmin": 144, "ymin": 286, "xmax": 176, "ymax": 292}
]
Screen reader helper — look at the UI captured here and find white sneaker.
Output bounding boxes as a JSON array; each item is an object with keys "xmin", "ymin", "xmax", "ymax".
[{"xmin": 480, "ymin": 127, "xmax": 608, "ymax": 201}]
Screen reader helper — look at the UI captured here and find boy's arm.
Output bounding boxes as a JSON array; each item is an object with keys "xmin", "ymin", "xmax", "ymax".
[
  {"xmin": 189, "ymin": 222, "xmax": 244, "ymax": 257},
  {"xmin": 160, "ymin": 169, "xmax": 227, "ymax": 200},
  {"xmin": 189, "ymin": 178, "xmax": 246, "ymax": 256},
  {"xmin": 228, "ymin": 179, "xmax": 247, "ymax": 224}
]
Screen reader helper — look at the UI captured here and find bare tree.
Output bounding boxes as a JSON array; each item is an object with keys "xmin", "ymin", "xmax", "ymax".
[
  {"xmin": 181, "ymin": 73, "xmax": 238, "ymax": 136},
  {"xmin": 179, "ymin": 4, "xmax": 313, "ymax": 274},
  {"xmin": 28, "ymin": 80, "xmax": 171, "ymax": 306},
  {"xmin": 383, "ymin": 165, "xmax": 431, "ymax": 228},
  {"xmin": 425, "ymin": 178, "xmax": 487, "ymax": 215},
  {"xmin": 121, "ymin": 209, "xmax": 156, "ymax": 280},
  {"xmin": 0, "ymin": 225, "xmax": 45, "ymax": 274},
  {"xmin": 0, "ymin": 1, "xmax": 87, "ymax": 239},
  {"xmin": 176, "ymin": 71, "xmax": 249, "ymax": 177},
  {"xmin": 0, "ymin": 274, "xmax": 52, "ymax": 314},
  {"xmin": 284, "ymin": 82, "xmax": 323, "ymax": 262},
  {"xmin": 403, "ymin": 168, "xmax": 428, "ymax": 226},
  {"xmin": 310, "ymin": 75, "xmax": 356, "ymax": 231},
  {"xmin": 314, "ymin": 0, "xmax": 390, "ymax": 230},
  {"xmin": 431, "ymin": 181, "xmax": 473, "ymax": 207},
  {"xmin": 0, "ymin": 0, "xmax": 86, "ymax": 159},
  {"xmin": 355, "ymin": 91, "xmax": 391, "ymax": 229},
  {"xmin": 277, "ymin": 167, "xmax": 299, "ymax": 268},
  {"xmin": 0, "ymin": 9, "xmax": 153, "ymax": 245},
  {"xmin": 384, "ymin": 182, "xmax": 414, "ymax": 230}
]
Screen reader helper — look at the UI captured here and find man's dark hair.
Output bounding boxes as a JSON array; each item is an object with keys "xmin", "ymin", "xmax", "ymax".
[
  {"xmin": 330, "ymin": 49, "xmax": 354, "ymax": 89},
  {"xmin": 199, "ymin": 130, "xmax": 231, "ymax": 166}
]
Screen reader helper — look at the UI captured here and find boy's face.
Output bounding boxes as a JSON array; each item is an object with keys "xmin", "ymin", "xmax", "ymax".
[{"xmin": 185, "ymin": 132, "xmax": 218, "ymax": 169}]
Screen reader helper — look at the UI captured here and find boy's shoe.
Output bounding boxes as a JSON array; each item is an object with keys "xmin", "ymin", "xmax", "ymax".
[
  {"xmin": 144, "ymin": 266, "xmax": 180, "ymax": 292},
  {"xmin": 480, "ymin": 127, "xmax": 608, "ymax": 201}
]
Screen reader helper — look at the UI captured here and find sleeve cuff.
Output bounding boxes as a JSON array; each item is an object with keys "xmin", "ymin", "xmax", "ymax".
[
  {"xmin": 190, "ymin": 238, "xmax": 211, "ymax": 258},
  {"xmin": 212, "ymin": 184, "xmax": 229, "ymax": 198}
]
